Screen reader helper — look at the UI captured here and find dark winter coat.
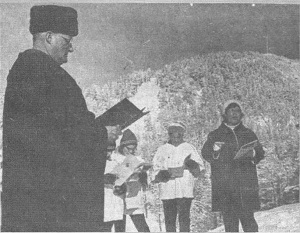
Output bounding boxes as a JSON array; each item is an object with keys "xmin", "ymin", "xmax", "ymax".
[
  {"xmin": 201, "ymin": 122, "xmax": 265, "ymax": 212},
  {"xmin": 2, "ymin": 49, "xmax": 107, "ymax": 231}
]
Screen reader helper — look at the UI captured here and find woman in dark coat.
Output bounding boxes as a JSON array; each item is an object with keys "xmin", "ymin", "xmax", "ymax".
[
  {"xmin": 201, "ymin": 100, "xmax": 265, "ymax": 232},
  {"xmin": 2, "ymin": 5, "xmax": 120, "ymax": 231}
]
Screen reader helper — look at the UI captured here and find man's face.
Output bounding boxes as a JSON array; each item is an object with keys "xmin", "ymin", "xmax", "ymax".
[
  {"xmin": 225, "ymin": 106, "xmax": 243, "ymax": 126},
  {"xmin": 50, "ymin": 33, "xmax": 74, "ymax": 65},
  {"xmin": 168, "ymin": 126, "xmax": 184, "ymax": 145}
]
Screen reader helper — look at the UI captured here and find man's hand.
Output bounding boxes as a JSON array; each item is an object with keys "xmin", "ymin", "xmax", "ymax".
[
  {"xmin": 104, "ymin": 173, "xmax": 118, "ymax": 185},
  {"xmin": 213, "ymin": 142, "xmax": 224, "ymax": 151},
  {"xmin": 106, "ymin": 125, "xmax": 122, "ymax": 143}
]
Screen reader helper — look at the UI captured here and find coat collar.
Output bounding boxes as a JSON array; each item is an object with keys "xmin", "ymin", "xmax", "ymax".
[
  {"xmin": 23, "ymin": 49, "xmax": 62, "ymax": 70},
  {"xmin": 220, "ymin": 121, "xmax": 245, "ymax": 133},
  {"xmin": 167, "ymin": 141, "xmax": 186, "ymax": 147}
]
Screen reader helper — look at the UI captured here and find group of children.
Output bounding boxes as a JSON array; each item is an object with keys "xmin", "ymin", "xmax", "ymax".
[{"xmin": 103, "ymin": 122, "xmax": 204, "ymax": 232}]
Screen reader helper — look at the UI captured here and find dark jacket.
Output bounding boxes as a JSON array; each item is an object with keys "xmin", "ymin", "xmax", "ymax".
[
  {"xmin": 201, "ymin": 122, "xmax": 265, "ymax": 212},
  {"xmin": 2, "ymin": 49, "xmax": 107, "ymax": 231}
]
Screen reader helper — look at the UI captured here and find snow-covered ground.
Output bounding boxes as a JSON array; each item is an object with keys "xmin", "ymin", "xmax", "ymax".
[
  {"xmin": 126, "ymin": 212, "xmax": 165, "ymax": 232},
  {"xmin": 210, "ymin": 203, "xmax": 300, "ymax": 232},
  {"xmin": 125, "ymin": 203, "xmax": 300, "ymax": 232}
]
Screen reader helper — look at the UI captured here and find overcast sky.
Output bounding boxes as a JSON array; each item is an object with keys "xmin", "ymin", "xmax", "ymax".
[{"xmin": 0, "ymin": 2, "xmax": 299, "ymax": 94}]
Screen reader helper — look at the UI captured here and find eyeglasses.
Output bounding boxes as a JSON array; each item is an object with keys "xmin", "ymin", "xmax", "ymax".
[
  {"xmin": 57, "ymin": 34, "xmax": 73, "ymax": 47},
  {"xmin": 125, "ymin": 145, "xmax": 137, "ymax": 153},
  {"xmin": 168, "ymin": 131, "xmax": 184, "ymax": 136}
]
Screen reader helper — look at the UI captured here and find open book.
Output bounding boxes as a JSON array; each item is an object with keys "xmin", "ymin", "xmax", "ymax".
[
  {"xmin": 96, "ymin": 98, "xmax": 149, "ymax": 130},
  {"xmin": 234, "ymin": 140, "xmax": 258, "ymax": 160},
  {"xmin": 110, "ymin": 155, "xmax": 152, "ymax": 186},
  {"xmin": 153, "ymin": 154, "xmax": 202, "ymax": 183},
  {"xmin": 167, "ymin": 154, "xmax": 195, "ymax": 179},
  {"xmin": 168, "ymin": 167, "xmax": 185, "ymax": 178}
]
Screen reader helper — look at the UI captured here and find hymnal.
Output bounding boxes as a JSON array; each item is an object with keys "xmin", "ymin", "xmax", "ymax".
[
  {"xmin": 96, "ymin": 98, "xmax": 149, "ymax": 130},
  {"xmin": 110, "ymin": 155, "xmax": 152, "ymax": 186},
  {"xmin": 234, "ymin": 140, "xmax": 258, "ymax": 160}
]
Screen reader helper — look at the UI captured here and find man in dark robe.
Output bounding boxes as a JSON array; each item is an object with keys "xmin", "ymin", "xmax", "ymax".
[
  {"xmin": 202, "ymin": 100, "xmax": 265, "ymax": 232},
  {"xmin": 2, "ymin": 5, "xmax": 121, "ymax": 231}
]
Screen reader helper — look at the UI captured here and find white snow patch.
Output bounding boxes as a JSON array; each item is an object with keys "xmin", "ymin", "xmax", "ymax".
[{"xmin": 210, "ymin": 203, "xmax": 300, "ymax": 232}]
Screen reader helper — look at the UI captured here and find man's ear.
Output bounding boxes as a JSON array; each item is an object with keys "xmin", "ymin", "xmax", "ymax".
[{"xmin": 45, "ymin": 31, "xmax": 53, "ymax": 45}]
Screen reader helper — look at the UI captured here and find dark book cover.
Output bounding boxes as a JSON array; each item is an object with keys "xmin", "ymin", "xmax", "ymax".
[{"xmin": 96, "ymin": 98, "xmax": 149, "ymax": 130}]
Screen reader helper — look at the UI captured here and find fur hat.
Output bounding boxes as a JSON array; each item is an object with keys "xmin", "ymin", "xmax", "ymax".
[
  {"xmin": 168, "ymin": 121, "xmax": 186, "ymax": 132},
  {"xmin": 222, "ymin": 99, "xmax": 244, "ymax": 115},
  {"xmin": 30, "ymin": 5, "xmax": 78, "ymax": 37},
  {"xmin": 120, "ymin": 129, "xmax": 137, "ymax": 146}
]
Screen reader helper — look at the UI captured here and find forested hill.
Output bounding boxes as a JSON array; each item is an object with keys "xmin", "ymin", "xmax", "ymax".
[{"xmin": 84, "ymin": 51, "xmax": 299, "ymax": 232}]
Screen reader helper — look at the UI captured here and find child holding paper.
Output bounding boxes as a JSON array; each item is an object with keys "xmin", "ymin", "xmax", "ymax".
[
  {"xmin": 118, "ymin": 129, "xmax": 151, "ymax": 232},
  {"xmin": 152, "ymin": 122, "xmax": 205, "ymax": 232}
]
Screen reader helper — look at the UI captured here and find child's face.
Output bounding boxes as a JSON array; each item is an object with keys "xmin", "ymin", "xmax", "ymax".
[
  {"xmin": 225, "ymin": 106, "xmax": 243, "ymax": 126},
  {"xmin": 168, "ymin": 126, "xmax": 184, "ymax": 144},
  {"xmin": 106, "ymin": 151, "xmax": 113, "ymax": 159},
  {"xmin": 124, "ymin": 144, "xmax": 137, "ymax": 156}
]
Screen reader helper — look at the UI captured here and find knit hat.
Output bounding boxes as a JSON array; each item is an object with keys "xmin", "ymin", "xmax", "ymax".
[
  {"xmin": 222, "ymin": 99, "xmax": 244, "ymax": 115},
  {"xmin": 30, "ymin": 5, "xmax": 78, "ymax": 37},
  {"xmin": 120, "ymin": 129, "xmax": 137, "ymax": 146},
  {"xmin": 168, "ymin": 121, "xmax": 186, "ymax": 132}
]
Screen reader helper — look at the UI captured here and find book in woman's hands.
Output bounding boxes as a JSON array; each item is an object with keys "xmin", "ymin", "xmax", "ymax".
[
  {"xmin": 168, "ymin": 167, "xmax": 185, "ymax": 178},
  {"xmin": 234, "ymin": 140, "xmax": 258, "ymax": 160},
  {"xmin": 110, "ymin": 155, "xmax": 152, "ymax": 186}
]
